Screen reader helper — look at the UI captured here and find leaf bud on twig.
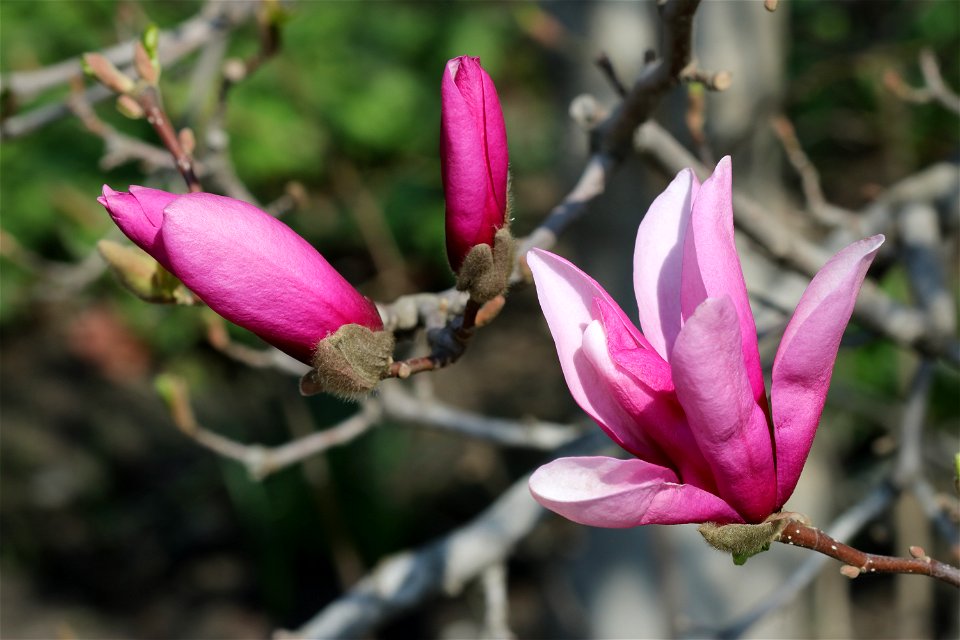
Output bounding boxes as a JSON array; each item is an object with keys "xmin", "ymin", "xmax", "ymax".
[{"xmin": 82, "ymin": 53, "xmax": 135, "ymax": 95}]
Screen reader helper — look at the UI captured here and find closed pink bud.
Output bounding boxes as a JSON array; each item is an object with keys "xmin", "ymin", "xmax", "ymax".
[
  {"xmin": 440, "ymin": 56, "xmax": 509, "ymax": 273},
  {"xmin": 98, "ymin": 186, "xmax": 384, "ymax": 365}
]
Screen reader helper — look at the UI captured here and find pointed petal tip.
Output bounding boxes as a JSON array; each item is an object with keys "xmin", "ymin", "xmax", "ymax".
[{"xmin": 866, "ymin": 234, "xmax": 885, "ymax": 250}]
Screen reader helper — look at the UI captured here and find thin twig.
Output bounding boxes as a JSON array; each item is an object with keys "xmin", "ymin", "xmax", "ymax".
[
  {"xmin": 278, "ymin": 430, "xmax": 606, "ymax": 639},
  {"xmin": 67, "ymin": 81, "xmax": 174, "ymax": 173},
  {"xmin": 711, "ymin": 483, "xmax": 897, "ymax": 640},
  {"xmin": 156, "ymin": 374, "xmax": 378, "ymax": 481},
  {"xmin": 512, "ymin": 0, "xmax": 703, "ymax": 269},
  {"xmin": 0, "ymin": 228, "xmax": 108, "ymax": 300},
  {"xmin": 776, "ymin": 519, "xmax": 960, "ymax": 587},
  {"xmin": 770, "ymin": 114, "xmax": 846, "ymax": 226},
  {"xmin": 883, "ymin": 49, "xmax": 960, "ymax": 115},
  {"xmin": 204, "ymin": 313, "xmax": 310, "ymax": 376},
  {"xmin": 0, "ymin": 2, "xmax": 258, "ymax": 139},
  {"xmin": 595, "ymin": 52, "xmax": 627, "ymax": 97},
  {"xmin": 386, "ymin": 297, "xmax": 505, "ymax": 378},
  {"xmin": 138, "ymin": 86, "xmax": 202, "ymax": 192},
  {"xmin": 377, "ymin": 382, "xmax": 581, "ymax": 450}
]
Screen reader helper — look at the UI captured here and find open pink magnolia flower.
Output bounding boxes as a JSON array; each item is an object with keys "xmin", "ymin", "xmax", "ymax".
[
  {"xmin": 98, "ymin": 186, "xmax": 384, "ymax": 365},
  {"xmin": 440, "ymin": 55, "xmax": 509, "ymax": 273},
  {"xmin": 528, "ymin": 157, "xmax": 883, "ymax": 527}
]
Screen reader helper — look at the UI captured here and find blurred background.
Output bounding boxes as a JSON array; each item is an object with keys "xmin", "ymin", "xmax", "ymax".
[{"xmin": 1, "ymin": 1, "xmax": 957, "ymax": 638}]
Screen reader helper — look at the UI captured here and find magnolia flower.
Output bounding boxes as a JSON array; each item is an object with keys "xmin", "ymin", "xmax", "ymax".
[
  {"xmin": 440, "ymin": 55, "xmax": 509, "ymax": 274},
  {"xmin": 527, "ymin": 157, "xmax": 883, "ymax": 527},
  {"xmin": 98, "ymin": 186, "xmax": 384, "ymax": 366}
]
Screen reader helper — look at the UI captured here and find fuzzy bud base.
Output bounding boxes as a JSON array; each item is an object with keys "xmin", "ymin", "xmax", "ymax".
[
  {"xmin": 455, "ymin": 227, "xmax": 515, "ymax": 304},
  {"xmin": 698, "ymin": 518, "xmax": 790, "ymax": 565},
  {"xmin": 302, "ymin": 324, "xmax": 395, "ymax": 399}
]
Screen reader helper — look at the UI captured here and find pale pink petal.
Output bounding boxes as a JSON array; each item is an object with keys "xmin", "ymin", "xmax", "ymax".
[
  {"xmin": 529, "ymin": 456, "xmax": 743, "ymax": 527},
  {"xmin": 772, "ymin": 235, "xmax": 884, "ymax": 506},
  {"xmin": 679, "ymin": 157, "xmax": 767, "ymax": 408},
  {"xmin": 528, "ymin": 249, "xmax": 664, "ymax": 463},
  {"xmin": 160, "ymin": 193, "xmax": 383, "ymax": 364},
  {"xmin": 634, "ymin": 168, "xmax": 699, "ymax": 360},
  {"xmin": 671, "ymin": 296, "xmax": 776, "ymax": 523}
]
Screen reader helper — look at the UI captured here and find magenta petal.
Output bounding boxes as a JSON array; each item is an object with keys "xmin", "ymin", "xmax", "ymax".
[
  {"xmin": 98, "ymin": 184, "xmax": 174, "ymax": 264},
  {"xmin": 589, "ymin": 303, "xmax": 718, "ymax": 492},
  {"xmin": 671, "ymin": 296, "xmax": 776, "ymax": 523},
  {"xmin": 772, "ymin": 235, "xmax": 884, "ymax": 506},
  {"xmin": 580, "ymin": 320, "xmax": 673, "ymax": 466},
  {"xmin": 634, "ymin": 168, "xmax": 699, "ymax": 360},
  {"xmin": 680, "ymin": 157, "xmax": 766, "ymax": 407},
  {"xmin": 527, "ymin": 249, "xmax": 664, "ymax": 462},
  {"xmin": 529, "ymin": 456, "xmax": 743, "ymax": 527},
  {"xmin": 160, "ymin": 193, "xmax": 383, "ymax": 364}
]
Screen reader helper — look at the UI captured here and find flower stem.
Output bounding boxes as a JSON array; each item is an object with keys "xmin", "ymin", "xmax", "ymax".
[
  {"xmin": 386, "ymin": 296, "xmax": 506, "ymax": 379},
  {"xmin": 138, "ymin": 86, "xmax": 202, "ymax": 192},
  {"xmin": 777, "ymin": 519, "xmax": 960, "ymax": 587}
]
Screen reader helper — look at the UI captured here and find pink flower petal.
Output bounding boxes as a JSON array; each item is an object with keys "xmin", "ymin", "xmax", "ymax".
[
  {"xmin": 589, "ymin": 302, "xmax": 718, "ymax": 492},
  {"xmin": 529, "ymin": 456, "xmax": 743, "ymax": 527},
  {"xmin": 671, "ymin": 296, "xmax": 776, "ymax": 523},
  {"xmin": 772, "ymin": 235, "xmax": 884, "ymax": 506},
  {"xmin": 98, "ymin": 184, "xmax": 178, "ymax": 265},
  {"xmin": 160, "ymin": 193, "xmax": 383, "ymax": 364},
  {"xmin": 634, "ymin": 168, "xmax": 699, "ymax": 360},
  {"xmin": 528, "ymin": 249, "xmax": 664, "ymax": 462},
  {"xmin": 680, "ymin": 157, "xmax": 767, "ymax": 409},
  {"xmin": 580, "ymin": 320, "xmax": 675, "ymax": 467}
]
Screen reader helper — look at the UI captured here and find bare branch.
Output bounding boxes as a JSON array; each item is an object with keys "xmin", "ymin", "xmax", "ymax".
[
  {"xmin": 513, "ymin": 0, "xmax": 703, "ymax": 266},
  {"xmin": 155, "ymin": 374, "xmax": 378, "ymax": 481},
  {"xmin": 883, "ymin": 49, "xmax": 960, "ymax": 115},
  {"xmin": 710, "ymin": 483, "xmax": 897, "ymax": 639},
  {"xmin": 279, "ymin": 471, "xmax": 544, "ymax": 640},
  {"xmin": 0, "ymin": 2, "xmax": 259, "ymax": 139},
  {"xmin": 2, "ymin": 3, "xmax": 256, "ymax": 98},
  {"xmin": 775, "ymin": 519, "xmax": 959, "ymax": 587},
  {"xmin": 770, "ymin": 114, "xmax": 851, "ymax": 227},
  {"xmin": 898, "ymin": 203, "xmax": 956, "ymax": 339},
  {"xmin": 481, "ymin": 563, "xmax": 514, "ymax": 640},
  {"xmin": 378, "ymin": 382, "xmax": 582, "ymax": 450},
  {"xmin": 597, "ymin": 0, "xmax": 700, "ymax": 160}
]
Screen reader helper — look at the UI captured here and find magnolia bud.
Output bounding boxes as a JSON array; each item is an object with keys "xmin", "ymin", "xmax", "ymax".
[
  {"xmin": 440, "ymin": 56, "xmax": 510, "ymax": 275},
  {"xmin": 98, "ymin": 186, "xmax": 385, "ymax": 365}
]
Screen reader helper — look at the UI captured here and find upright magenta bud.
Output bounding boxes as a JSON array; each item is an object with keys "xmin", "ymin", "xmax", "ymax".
[
  {"xmin": 97, "ymin": 186, "xmax": 390, "ymax": 370},
  {"xmin": 440, "ymin": 56, "xmax": 509, "ymax": 274}
]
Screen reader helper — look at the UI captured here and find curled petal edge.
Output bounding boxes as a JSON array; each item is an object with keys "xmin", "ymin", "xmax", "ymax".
[{"xmin": 529, "ymin": 456, "xmax": 743, "ymax": 527}]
